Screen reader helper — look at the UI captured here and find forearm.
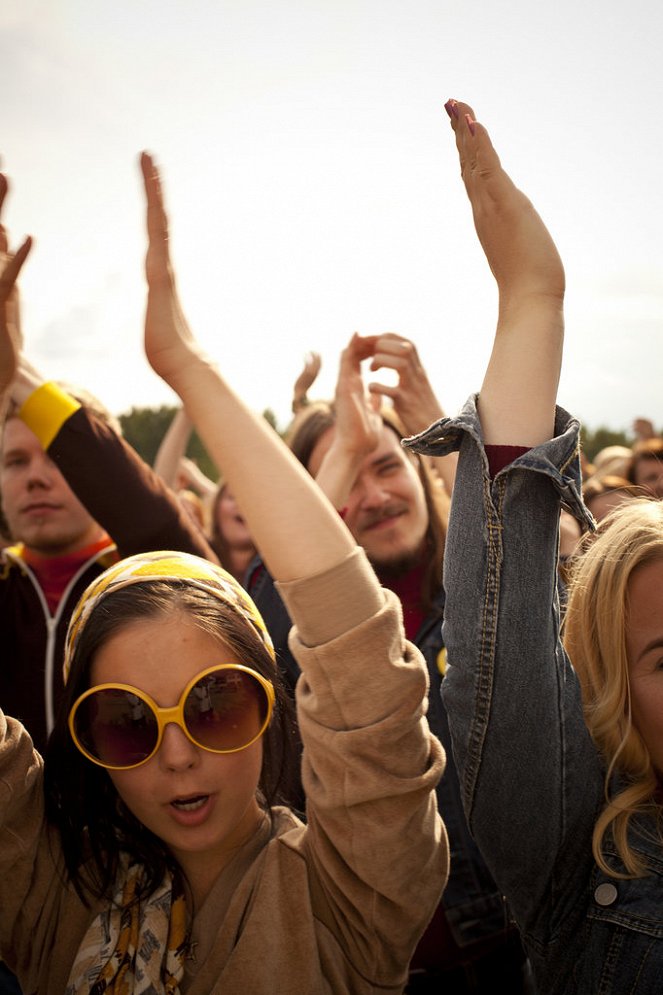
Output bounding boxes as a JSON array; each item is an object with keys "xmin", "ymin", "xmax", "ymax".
[
  {"xmin": 20, "ymin": 383, "xmax": 217, "ymax": 561},
  {"xmin": 167, "ymin": 358, "xmax": 356, "ymax": 583},
  {"xmin": 478, "ymin": 300, "xmax": 564, "ymax": 446},
  {"xmin": 180, "ymin": 457, "xmax": 217, "ymax": 499},
  {"xmin": 152, "ymin": 406, "xmax": 193, "ymax": 485},
  {"xmin": 313, "ymin": 442, "xmax": 365, "ymax": 512},
  {"xmin": 51, "ymin": 409, "xmax": 216, "ymax": 560}
]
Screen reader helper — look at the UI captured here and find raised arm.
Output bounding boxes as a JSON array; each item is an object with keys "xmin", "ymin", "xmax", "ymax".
[
  {"xmin": 0, "ymin": 173, "xmax": 215, "ymax": 564},
  {"xmin": 366, "ymin": 331, "xmax": 458, "ymax": 493},
  {"xmin": 446, "ymin": 99, "xmax": 564, "ymax": 446},
  {"xmin": 152, "ymin": 406, "xmax": 195, "ymax": 486},
  {"xmin": 0, "ymin": 174, "xmax": 32, "ymax": 416},
  {"xmin": 291, "ymin": 350, "xmax": 322, "ymax": 414},
  {"xmin": 141, "ymin": 153, "xmax": 355, "ymax": 583}
]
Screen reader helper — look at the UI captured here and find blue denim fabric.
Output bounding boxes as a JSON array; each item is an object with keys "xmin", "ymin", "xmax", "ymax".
[
  {"xmin": 414, "ymin": 597, "xmax": 519, "ymax": 949},
  {"xmin": 405, "ymin": 395, "xmax": 663, "ymax": 995}
]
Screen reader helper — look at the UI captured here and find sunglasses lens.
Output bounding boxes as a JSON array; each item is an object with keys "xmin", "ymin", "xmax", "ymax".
[
  {"xmin": 184, "ymin": 669, "xmax": 269, "ymax": 752},
  {"xmin": 74, "ymin": 689, "xmax": 159, "ymax": 768}
]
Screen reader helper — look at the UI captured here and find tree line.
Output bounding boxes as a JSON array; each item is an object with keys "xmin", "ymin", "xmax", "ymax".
[
  {"xmin": 119, "ymin": 405, "xmax": 279, "ymax": 480},
  {"xmin": 119, "ymin": 404, "xmax": 656, "ymax": 472}
]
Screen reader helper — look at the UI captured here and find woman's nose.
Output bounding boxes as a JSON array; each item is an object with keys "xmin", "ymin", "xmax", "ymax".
[{"xmin": 158, "ymin": 721, "xmax": 200, "ymax": 771}]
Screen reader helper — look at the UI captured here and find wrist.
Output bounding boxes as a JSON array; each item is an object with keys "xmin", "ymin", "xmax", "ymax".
[{"xmin": 292, "ymin": 394, "xmax": 310, "ymax": 414}]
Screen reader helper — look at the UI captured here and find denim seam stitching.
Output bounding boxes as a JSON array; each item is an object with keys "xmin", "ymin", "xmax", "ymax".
[{"xmin": 466, "ymin": 470, "xmax": 504, "ymax": 807}]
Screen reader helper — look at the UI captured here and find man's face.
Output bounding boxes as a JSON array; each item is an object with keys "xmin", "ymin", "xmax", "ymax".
[
  {"xmin": 309, "ymin": 424, "xmax": 429, "ymax": 574},
  {"xmin": 1, "ymin": 417, "xmax": 103, "ymax": 556}
]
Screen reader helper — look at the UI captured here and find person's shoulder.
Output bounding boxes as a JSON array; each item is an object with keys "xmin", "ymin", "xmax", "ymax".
[{"xmin": 270, "ymin": 806, "xmax": 308, "ymax": 858}]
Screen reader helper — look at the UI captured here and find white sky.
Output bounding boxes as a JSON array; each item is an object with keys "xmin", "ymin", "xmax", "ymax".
[{"xmin": 3, "ymin": 0, "xmax": 662, "ymax": 434}]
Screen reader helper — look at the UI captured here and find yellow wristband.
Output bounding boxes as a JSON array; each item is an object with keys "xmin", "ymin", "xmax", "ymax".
[{"xmin": 18, "ymin": 382, "xmax": 81, "ymax": 451}]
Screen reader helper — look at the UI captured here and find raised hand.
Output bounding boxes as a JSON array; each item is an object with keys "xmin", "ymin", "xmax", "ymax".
[
  {"xmin": 140, "ymin": 152, "xmax": 206, "ymax": 393},
  {"xmin": 633, "ymin": 417, "xmax": 656, "ymax": 442},
  {"xmin": 365, "ymin": 331, "xmax": 457, "ymax": 493},
  {"xmin": 0, "ymin": 174, "xmax": 32, "ymax": 402},
  {"xmin": 311, "ymin": 333, "xmax": 382, "ymax": 510},
  {"xmin": 445, "ymin": 99, "xmax": 565, "ymax": 445},
  {"xmin": 366, "ymin": 332, "xmax": 444, "ymax": 437},
  {"xmin": 137, "ymin": 152, "xmax": 355, "ymax": 582},
  {"xmin": 333, "ymin": 333, "xmax": 383, "ymax": 459},
  {"xmin": 292, "ymin": 350, "xmax": 322, "ymax": 413},
  {"xmin": 446, "ymin": 99, "xmax": 564, "ymax": 307}
]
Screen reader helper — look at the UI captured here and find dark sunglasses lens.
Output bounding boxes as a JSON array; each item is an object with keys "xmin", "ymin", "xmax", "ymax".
[
  {"xmin": 74, "ymin": 689, "xmax": 159, "ymax": 767},
  {"xmin": 184, "ymin": 670, "xmax": 269, "ymax": 751}
]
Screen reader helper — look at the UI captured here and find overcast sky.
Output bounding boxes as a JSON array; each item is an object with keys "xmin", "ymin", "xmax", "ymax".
[{"xmin": 3, "ymin": 0, "xmax": 662, "ymax": 435}]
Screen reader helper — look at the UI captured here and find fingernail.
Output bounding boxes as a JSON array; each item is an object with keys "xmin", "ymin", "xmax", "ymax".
[
  {"xmin": 444, "ymin": 99, "xmax": 459, "ymax": 119},
  {"xmin": 465, "ymin": 113, "xmax": 476, "ymax": 136}
]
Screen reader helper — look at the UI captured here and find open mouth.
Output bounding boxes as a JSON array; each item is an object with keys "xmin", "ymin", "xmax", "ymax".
[{"xmin": 170, "ymin": 794, "xmax": 209, "ymax": 812}]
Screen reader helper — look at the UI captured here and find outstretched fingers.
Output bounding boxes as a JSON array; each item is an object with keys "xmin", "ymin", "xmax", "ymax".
[
  {"xmin": 0, "ymin": 236, "xmax": 32, "ymax": 304},
  {"xmin": 141, "ymin": 151, "xmax": 172, "ymax": 285},
  {"xmin": 0, "ymin": 175, "xmax": 8, "ymax": 255},
  {"xmin": 0, "ymin": 235, "xmax": 32, "ymax": 395},
  {"xmin": 140, "ymin": 151, "xmax": 201, "ymax": 388},
  {"xmin": 443, "ymin": 98, "xmax": 563, "ymax": 302},
  {"xmin": 444, "ymin": 99, "xmax": 512, "ymax": 218}
]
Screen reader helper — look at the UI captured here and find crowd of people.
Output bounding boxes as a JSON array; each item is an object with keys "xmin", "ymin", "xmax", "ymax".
[{"xmin": 1, "ymin": 96, "xmax": 662, "ymax": 995}]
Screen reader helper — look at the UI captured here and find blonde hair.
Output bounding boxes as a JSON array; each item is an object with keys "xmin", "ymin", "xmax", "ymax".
[{"xmin": 563, "ymin": 498, "xmax": 663, "ymax": 877}]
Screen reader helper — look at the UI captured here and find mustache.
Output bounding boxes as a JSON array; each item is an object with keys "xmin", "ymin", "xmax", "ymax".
[{"xmin": 359, "ymin": 504, "xmax": 407, "ymax": 529}]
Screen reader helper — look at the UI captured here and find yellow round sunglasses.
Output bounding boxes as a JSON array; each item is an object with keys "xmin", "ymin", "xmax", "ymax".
[{"xmin": 69, "ymin": 664, "xmax": 275, "ymax": 770}]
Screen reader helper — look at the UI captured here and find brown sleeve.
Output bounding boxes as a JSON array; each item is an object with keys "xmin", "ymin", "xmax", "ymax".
[{"xmin": 47, "ymin": 407, "xmax": 218, "ymax": 563}]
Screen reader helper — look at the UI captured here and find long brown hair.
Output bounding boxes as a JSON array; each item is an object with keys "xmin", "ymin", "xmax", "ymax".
[{"xmin": 44, "ymin": 580, "xmax": 299, "ymax": 904}]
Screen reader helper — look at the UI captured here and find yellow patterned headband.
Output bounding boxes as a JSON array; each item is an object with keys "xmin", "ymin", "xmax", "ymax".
[{"xmin": 63, "ymin": 550, "xmax": 275, "ymax": 684}]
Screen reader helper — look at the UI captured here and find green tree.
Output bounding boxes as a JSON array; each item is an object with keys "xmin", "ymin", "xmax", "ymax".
[
  {"xmin": 118, "ymin": 405, "xmax": 284, "ymax": 478},
  {"xmin": 580, "ymin": 426, "xmax": 631, "ymax": 463}
]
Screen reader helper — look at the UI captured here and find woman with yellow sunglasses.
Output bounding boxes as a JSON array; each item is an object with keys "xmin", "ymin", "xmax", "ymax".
[{"xmin": 0, "ymin": 142, "xmax": 451, "ymax": 991}]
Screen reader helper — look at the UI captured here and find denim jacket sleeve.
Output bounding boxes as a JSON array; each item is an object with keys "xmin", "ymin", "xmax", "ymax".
[{"xmin": 404, "ymin": 395, "xmax": 601, "ymax": 948}]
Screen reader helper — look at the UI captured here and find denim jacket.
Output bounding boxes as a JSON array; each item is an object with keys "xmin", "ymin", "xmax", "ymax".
[
  {"xmin": 414, "ymin": 591, "xmax": 520, "ymax": 950},
  {"xmin": 405, "ymin": 395, "xmax": 663, "ymax": 995}
]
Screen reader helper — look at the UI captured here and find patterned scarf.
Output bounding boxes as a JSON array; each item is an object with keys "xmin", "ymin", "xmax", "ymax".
[{"xmin": 65, "ymin": 856, "xmax": 188, "ymax": 994}]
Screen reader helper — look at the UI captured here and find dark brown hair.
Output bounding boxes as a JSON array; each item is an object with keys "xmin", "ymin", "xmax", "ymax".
[{"xmin": 44, "ymin": 580, "xmax": 299, "ymax": 905}]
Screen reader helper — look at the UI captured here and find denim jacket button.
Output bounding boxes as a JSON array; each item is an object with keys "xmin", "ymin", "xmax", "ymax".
[{"xmin": 594, "ymin": 883, "xmax": 618, "ymax": 907}]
